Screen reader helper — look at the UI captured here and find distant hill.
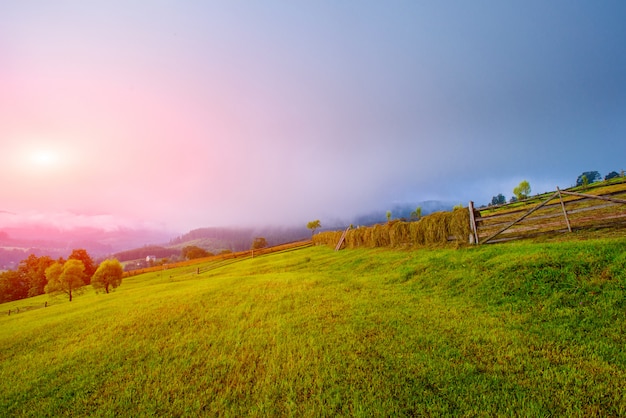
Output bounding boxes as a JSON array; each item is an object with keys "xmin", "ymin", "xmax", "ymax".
[
  {"xmin": 0, "ymin": 226, "xmax": 171, "ymax": 270},
  {"xmin": 168, "ymin": 226, "xmax": 311, "ymax": 253},
  {"xmin": 113, "ymin": 245, "xmax": 181, "ymax": 263},
  {"xmin": 123, "ymin": 202, "xmax": 458, "ymax": 261}
]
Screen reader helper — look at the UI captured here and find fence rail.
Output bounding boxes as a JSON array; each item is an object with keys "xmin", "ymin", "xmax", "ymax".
[{"xmin": 469, "ymin": 182, "xmax": 626, "ymax": 244}]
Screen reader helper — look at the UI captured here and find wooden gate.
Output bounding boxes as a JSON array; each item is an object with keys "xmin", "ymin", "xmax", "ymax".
[{"xmin": 469, "ymin": 183, "xmax": 626, "ymax": 244}]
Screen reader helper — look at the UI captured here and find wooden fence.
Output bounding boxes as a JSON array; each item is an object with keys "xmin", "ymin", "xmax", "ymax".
[{"xmin": 469, "ymin": 182, "xmax": 626, "ymax": 244}]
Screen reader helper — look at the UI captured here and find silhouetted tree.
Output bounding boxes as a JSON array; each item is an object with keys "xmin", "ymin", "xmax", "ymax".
[
  {"xmin": 410, "ymin": 207, "xmax": 422, "ymax": 220},
  {"xmin": 491, "ymin": 194, "xmax": 506, "ymax": 206},
  {"xmin": 605, "ymin": 171, "xmax": 620, "ymax": 181},
  {"xmin": 576, "ymin": 171, "xmax": 600, "ymax": 186}
]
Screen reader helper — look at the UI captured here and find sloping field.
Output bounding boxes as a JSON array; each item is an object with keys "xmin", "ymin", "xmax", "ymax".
[
  {"xmin": 1, "ymin": 238, "xmax": 626, "ymax": 416},
  {"xmin": 124, "ymin": 240, "xmax": 312, "ymax": 277}
]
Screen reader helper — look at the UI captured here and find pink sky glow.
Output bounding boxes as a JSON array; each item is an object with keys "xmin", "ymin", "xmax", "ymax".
[{"xmin": 2, "ymin": 2, "xmax": 625, "ymax": 236}]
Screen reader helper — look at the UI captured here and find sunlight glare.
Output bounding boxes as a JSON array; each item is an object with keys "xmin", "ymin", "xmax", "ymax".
[
  {"xmin": 6, "ymin": 139, "xmax": 85, "ymax": 179},
  {"xmin": 30, "ymin": 149, "xmax": 60, "ymax": 167}
]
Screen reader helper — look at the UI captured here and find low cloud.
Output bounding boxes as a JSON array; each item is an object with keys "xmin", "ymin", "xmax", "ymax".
[{"xmin": 0, "ymin": 210, "xmax": 160, "ymax": 233}]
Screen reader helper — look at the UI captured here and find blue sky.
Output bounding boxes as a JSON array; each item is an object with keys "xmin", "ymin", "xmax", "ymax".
[{"xmin": 1, "ymin": 1, "xmax": 625, "ymax": 232}]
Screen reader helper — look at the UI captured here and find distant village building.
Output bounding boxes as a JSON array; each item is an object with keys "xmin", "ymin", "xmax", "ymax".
[{"xmin": 146, "ymin": 255, "xmax": 156, "ymax": 263}]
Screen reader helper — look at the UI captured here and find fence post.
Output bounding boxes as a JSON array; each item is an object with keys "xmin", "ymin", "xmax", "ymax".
[
  {"xmin": 556, "ymin": 187, "xmax": 572, "ymax": 232},
  {"xmin": 468, "ymin": 201, "xmax": 479, "ymax": 244},
  {"xmin": 335, "ymin": 226, "xmax": 351, "ymax": 251}
]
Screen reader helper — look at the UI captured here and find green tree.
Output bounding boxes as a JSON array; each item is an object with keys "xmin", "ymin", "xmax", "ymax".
[
  {"xmin": 68, "ymin": 249, "xmax": 96, "ymax": 284},
  {"xmin": 44, "ymin": 259, "xmax": 85, "ymax": 302},
  {"xmin": 581, "ymin": 175, "xmax": 589, "ymax": 187},
  {"xmin": 307, "ymin": 220, "xmax": 321, "ymax": 237},
  {"xmin": 386, "ymin": 211, "xmax": 392, "ymax": 223},
  {"xmin": 576, "ymin": 171, "xmax": 600, "ymax": 186},
  {"xmin": 410, "ymin": 207, "xmax": 422, "ymax": 220},
  {"xmin": 605, "ymin": 171, "xmax": 620, "ymax": 181},
  {"xmin": 251, "ymin": 237, "xmax": 268, "ymax": 258},
  {"xmin": 513, "ymin": 180, "xmax": 531, "ymax": 201},
  {"xmin": 491, "ymin": 194, "xmax": 506, "ymax": 206},
  {"xmin": 252, "ymin": 237, "xmax": 268, "ymax": 250},
  {"xmin": 92, "ymin": 259, "xmax": 124, "ymax": 294},
  {"xmin": 182, "ymin": 245, "xmax": 211, "ymax": 260}
]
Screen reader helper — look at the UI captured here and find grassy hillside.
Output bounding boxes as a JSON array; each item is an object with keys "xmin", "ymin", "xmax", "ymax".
[{"xmin": 1, "ymin": 237, "xmax": 625, "ymax": 416}]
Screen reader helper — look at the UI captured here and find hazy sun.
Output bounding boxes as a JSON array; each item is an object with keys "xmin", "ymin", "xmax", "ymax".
[
  {"xmin": 30, "ymin": 149, "xmax": 60, "ymax": 167},
  {"xmin": 8, "ymin": 140, "xmax": 80, "ymax": 177}
]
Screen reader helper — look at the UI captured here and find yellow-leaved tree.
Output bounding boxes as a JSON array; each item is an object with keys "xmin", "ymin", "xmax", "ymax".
[
  {"xmin": 91, "ymin": 259, "xmax": 124, "ymax": 294},
  {"xmin": 513, "ymin": 180, "xmax": 531, "ymax": 201},
  {"xmin": 44, "ymin": 259, "xmax": 86, "ymax": 302},
  {"xmin": 307, "ymin": 220, "xmax": 321, "ymax": 237}
]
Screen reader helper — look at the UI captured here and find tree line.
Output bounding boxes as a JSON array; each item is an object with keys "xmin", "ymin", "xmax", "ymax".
[
  {"xmin": 0, "ymin": 249, "xmax": 124, "ymax": 303},
  {"xmin": 575, "ymin": 170, "xmax": 623, "ymax": 186}
]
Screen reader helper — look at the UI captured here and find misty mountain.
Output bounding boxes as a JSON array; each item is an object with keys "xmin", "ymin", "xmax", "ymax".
[
  {"xmin": 163, "ymin": 201, "xmax": 456, "ymax": 254},
  {"xmin": 169, "ymin": 226, "xmax": 311, "ymax": 253},
  {"xmin": 352, "ymin": 201, "xmax": 456, "ymax": 226}
]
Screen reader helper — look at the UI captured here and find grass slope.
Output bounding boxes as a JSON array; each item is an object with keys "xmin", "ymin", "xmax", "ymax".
[{"xmin": 1, "ymin": 237, "xmax": 626, "ymax": 416}]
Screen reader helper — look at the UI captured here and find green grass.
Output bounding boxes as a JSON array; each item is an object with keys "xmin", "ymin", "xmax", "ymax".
[{"xmin": 2, "ymin": 238, "xmax": 626, "ymax": 416}]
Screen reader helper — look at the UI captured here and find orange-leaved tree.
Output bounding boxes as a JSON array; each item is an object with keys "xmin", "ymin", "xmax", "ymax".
[{"xmin": 68, "ymin": 249, "xmax": 96, "ymax": 284}]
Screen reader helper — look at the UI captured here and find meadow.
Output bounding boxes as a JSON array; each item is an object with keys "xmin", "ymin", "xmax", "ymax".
[{"xmin": 1, "ymin": 236, "xmax": 626, "ymax": 416}]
